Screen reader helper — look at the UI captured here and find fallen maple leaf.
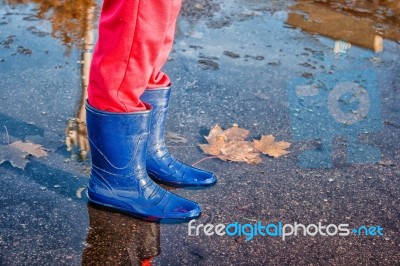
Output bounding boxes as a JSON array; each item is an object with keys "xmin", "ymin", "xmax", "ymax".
[
  {"xmin": 199, "ymin": 125, "xmax": 226, "ymax": 156},
  {"xmin": 220, "ymin": 140, "xmax": 262, "ymax": 164},
  {"xmin": 204, "ymin": 124, "xmax": 224, "ymax": 141},
  {"xmin": 9, "ymin": 141, "xmax": 48, "ymax": 158},
  {"xmin": 199, "ymin": 136, "xmax": 225, "ymax": 156},
  {"xmin": 253, "ymin": 135, "xmax": 291, "ymax": 158},
  {"xmin": 220, "ymin": 124, "xmax": 249, "ymax": 141},
  {"xmin": 0, "ymin": 145, "xmax": 29, "ymax": 169},
  {"xmin": 199, "ymin": 124, "xmax": 261, "ymax": 164},
  {"xmin": 199, "ymin": 125, "xmax": 291, "ymax": 164},
  {"xmin": 0, "ymin": 141, "xmax": 48, "ymax": 169}
]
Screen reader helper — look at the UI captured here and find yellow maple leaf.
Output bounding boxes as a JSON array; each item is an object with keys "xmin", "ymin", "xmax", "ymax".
[
  {"xmin": 198, "ymin": 136, "xmax": 225, "ymax": 156},
  {"xmin": 199, "ymin": 125, "xmax": 291, "ymax": 164},
  {"xmin": 199, "ymin": 125, "xmax": 226, "ymax": 156},
  {"xmin": 220, "ymin": 140, "xmax": 262, "ymax": 164},
  {"xmin": 253, "ymin": 135, "xmax": 291, "ymax": 158},
  {"xmin": 220, "ymin": 124, "xmax": 249, "ymax": 141},
  {"xmin": 199, "ymin": 124, "xmax": 261, "ymax": 164}
]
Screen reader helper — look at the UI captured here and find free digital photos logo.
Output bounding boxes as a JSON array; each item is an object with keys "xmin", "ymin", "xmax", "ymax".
[{"xmin": 188, "ymin": 220, "xmax": 384, "ymax": 241}]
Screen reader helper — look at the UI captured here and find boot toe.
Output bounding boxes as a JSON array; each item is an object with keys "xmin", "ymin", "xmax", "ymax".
[
  {"xmin": 162, "ymin": 192, "xmax": 201, "ymax": 220},
  {"xmin": 147, "ymin": 155, "xmax": 217, "ymax": 187},
  {"xmin": 184, "ymin": 166, "xmax": 217, "ymax": 186}
]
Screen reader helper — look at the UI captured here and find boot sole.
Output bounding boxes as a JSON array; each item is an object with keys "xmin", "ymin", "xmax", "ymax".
[{"xmin": 86, "ymin": 192, "xmax": 201, "ymax": 224}]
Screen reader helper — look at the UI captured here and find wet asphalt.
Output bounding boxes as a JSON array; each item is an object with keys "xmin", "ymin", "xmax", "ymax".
[{"xmin": 0, "ymin": 0, "xmax": 399, "ymax": 265}]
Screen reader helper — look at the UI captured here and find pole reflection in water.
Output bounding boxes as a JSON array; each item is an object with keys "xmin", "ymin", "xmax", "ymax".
[
  {"xmin": 65, "ymin": 2, "xmax": 95, "ymax": 161},
  {"xmin": 4, "ymin": 0, "xmax": 98, "ymax": 53},
  {"xmin": 82, "ymin": 203, "xmax": 160, "ymax": 266},
  {"xmin": 3, "ymin": 0, "xmax": 97, "ymax": 161}
]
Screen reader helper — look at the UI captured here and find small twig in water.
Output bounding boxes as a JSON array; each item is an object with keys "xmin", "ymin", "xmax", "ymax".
[
  {"xmin": 192, "ymin": 156, "xmax": 218, "ymax": 167},
  {"xmin": 4, "ymin": 126, "xmax": 10, "ymax": 145}
]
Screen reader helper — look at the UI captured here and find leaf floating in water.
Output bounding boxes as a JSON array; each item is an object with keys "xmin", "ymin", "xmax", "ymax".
[
  {"xmin": 253, "ymin": 135, "xmax": 291, "ymax": 158},
  {"xmin": 9, "ymin": 141, "xmax": 48, "ymax": 158},
  {"xmin": 0, "ymin": 141, "xmax": 48, "ymax": 170},
  {"xmin": 0, "ymin": 144, "xmax": 29, "ymax": 169},
  {"xmin": 219, "ymin": 140, "xmax": 262, "ymax": 164},
  {"xmin": 199, "ymin": 124, "xmax": 290, "ymax": 164},
  {"xmin": 220, "ymin": 124, "xmax": 249, "ymax": 141}
]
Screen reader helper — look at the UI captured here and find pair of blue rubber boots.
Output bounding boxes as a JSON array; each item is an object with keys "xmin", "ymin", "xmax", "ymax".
[{"xmin": 86, "ymin": 87, "xmax": 216, "ymax": 222}]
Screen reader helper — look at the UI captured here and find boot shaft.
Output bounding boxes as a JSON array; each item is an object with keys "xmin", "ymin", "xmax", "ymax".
[
  {"xmin": 86, "ymin": 102, "xmax": 152, "ymax": 182},
  {"xmin": 140, "ymin": 87, "xmax": 171, "ymax": 149},
  {"xmin": 85, "ymin": 100, "xmax": 202, "ymax": 221}
]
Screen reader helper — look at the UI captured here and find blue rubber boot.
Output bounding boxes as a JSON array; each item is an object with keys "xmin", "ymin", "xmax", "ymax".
[
  {"xmin": 141, "ymin": 87, "xmax": 217, "ymax": 187},
  {"xmin": 85, "ymin": 101, "xmax": 201, "ymax": 222}
]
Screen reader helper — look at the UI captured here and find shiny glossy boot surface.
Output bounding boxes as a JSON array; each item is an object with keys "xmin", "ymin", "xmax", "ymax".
[
  {"xmin": 86, "ymin": 102, "xmax": 201, "ymax": 222},
  {"xmin": 141, "ymin": 88, "xmax": 217, "ymax": 187}
]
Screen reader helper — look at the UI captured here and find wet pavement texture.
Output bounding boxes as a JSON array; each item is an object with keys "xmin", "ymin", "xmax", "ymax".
[{"xmin": 0, "ymin": 0, "xmax": 399, "ymax": 265}]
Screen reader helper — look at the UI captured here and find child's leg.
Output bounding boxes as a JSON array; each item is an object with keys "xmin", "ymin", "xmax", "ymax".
[
  {"xmin": 88, "ymin": 0, "xmax": 175, "ymax": 112},
  {"xmin": 148, "ymin": 0, "xmax": 182, "ymax": 88}
]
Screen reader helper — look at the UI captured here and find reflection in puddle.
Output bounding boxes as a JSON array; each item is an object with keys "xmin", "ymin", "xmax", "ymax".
[
  {"xmin": 287, "ymin": 0, "xmax": 400, "ymax": 52},
  {"xmin": 3, "ymin": 0, "xmax": 98, "ymax": 161},
  {"xmin": 0, "ymin": 0, "xmax": 398, "ymax": 264},
  {"xmin": 82, "ymin": 203, "xmax": 160, "ymax": 265},
  {"xmin": 65, "ymin": 2, "xmax": 94, "ymax": 161},
  {"xmin": 65, "ymin": 117, "xmax": 89, "ymax": 161},
  {"xmin": 284, "ymin": 0, "xmax": 395, "ymax": 168},
  {"xmin": 3, "ymin": 0, "xmax": 98, "ymax": 52},
  {"xmin": 1, "ymin": 1, "xmax": 98, "ymax": 161}
]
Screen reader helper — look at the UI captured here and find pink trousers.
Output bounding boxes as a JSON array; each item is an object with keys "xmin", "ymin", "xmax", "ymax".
[{"xmin": 88, "ymin": 0, "xmax": 182, "ymax": 112}]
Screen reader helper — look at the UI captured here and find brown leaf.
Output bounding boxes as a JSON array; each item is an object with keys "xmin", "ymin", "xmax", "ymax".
[
  {"xmin": 199, "ymin": 138, "xmax": 225, "ymax": 156},
  {"xmin": 220, "ymin": 124, "xmax": 249, "ymax": 141},
  {"xmin": 0, "ymin": 140, "xmax": 48, "ymax": 170},
  {"xmin": 200, "ymin": 124, "xmax": 261, "ymax": 164},
  {"xmin": 253, "ymin": 135, "xmax": 291, "ymax": 158},
  {"xmin": 200, "ymin": 125, "xmax": 226, "ymax": 156},
  {"xmin": 0, "ymin": 144, "xmax": 29, "ymax": 169},
  {"xmin": 9, "ymin": 141, "xmax": 48, "ymax": 158},
  {"xmin": 204, "ymin": 124, "xmax": 224, "ymax": 142},
  {"xmin": 220, "ymin": 141, "xmax": 261, "ymax": 164}
]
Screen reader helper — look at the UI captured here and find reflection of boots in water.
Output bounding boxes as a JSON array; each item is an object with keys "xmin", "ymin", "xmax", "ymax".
[{"xmin": 82, "ymin": 203, "xmax": 160, "ymax": 265}]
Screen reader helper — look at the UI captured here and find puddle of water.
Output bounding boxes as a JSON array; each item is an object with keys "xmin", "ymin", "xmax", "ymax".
[
  {"xmin": 1, "ymin": 0, "xmax": 98, "ymax": 52},
  {"xmin": 0, "ymin": 0, "xmax": 399, "ymax": 265},
  {"xmin": 287, "ymin": 0, "xmax": 400, "ymax": 52},
  {"xmin": 0, "ymin": 0, "xmax": 99, "ymax": 162}
]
